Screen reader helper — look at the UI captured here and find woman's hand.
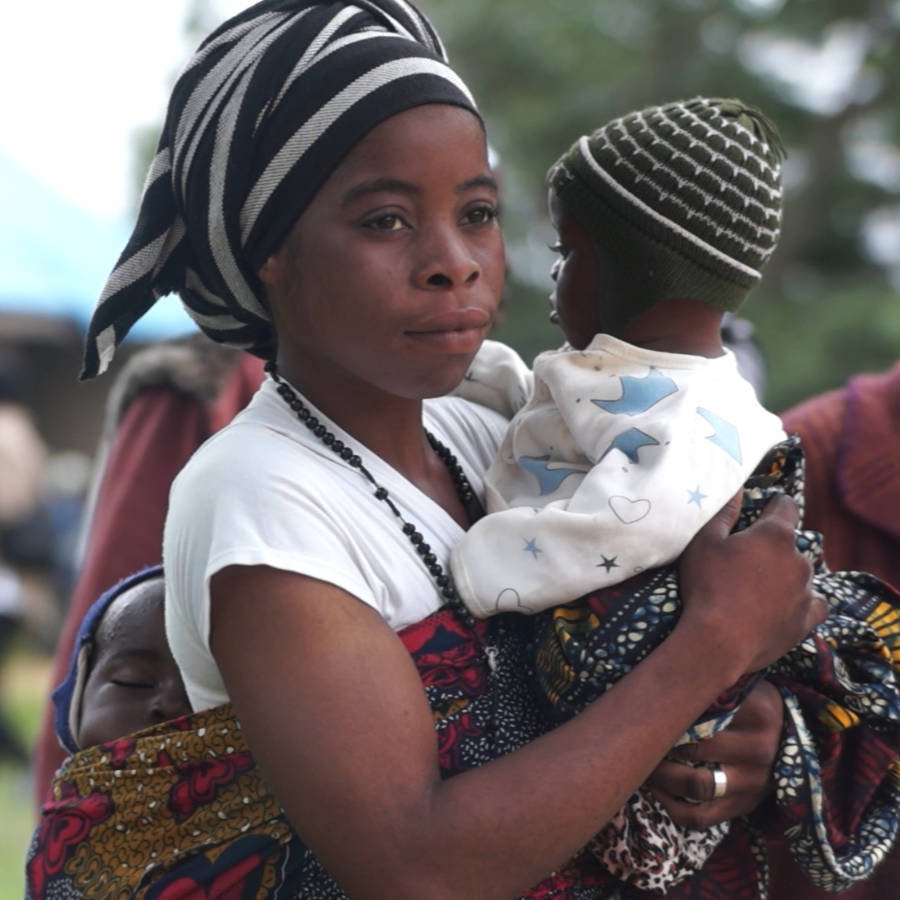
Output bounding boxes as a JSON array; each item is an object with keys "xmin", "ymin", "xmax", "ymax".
[
  {"xmin": 677, "ymin": 491, "xmax": 826, "ymax": 680},
  {"xmin": 645, "ymin": 679, "xmax": 783, "ymax": 828}
]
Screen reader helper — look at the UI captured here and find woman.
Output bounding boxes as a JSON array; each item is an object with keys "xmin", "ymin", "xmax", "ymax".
[{"xmin": 72, "ymin": 2, "xmax": 823, "ymax": 896}]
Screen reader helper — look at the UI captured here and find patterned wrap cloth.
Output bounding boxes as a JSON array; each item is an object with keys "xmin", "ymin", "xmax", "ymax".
[
  {"xmin": 26, "ymin": 612, "xmax": 616, "ymax": 899},
  {"xmin": 26, "ymin": 439, "xmax": 900, "ymax": 898},
  {"xmin": 535, "ymin": 437, "xmax": 900, "ymax": 896}
]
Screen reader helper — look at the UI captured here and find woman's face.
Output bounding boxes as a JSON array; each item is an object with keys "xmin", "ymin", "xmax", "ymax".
[
  {"xmin": 548, "ymin": 188, "xmax": 602, "ymax": 350},
  {"xmin": 260, "ymin": 104, "xmax": 506, "ymax": 405}
]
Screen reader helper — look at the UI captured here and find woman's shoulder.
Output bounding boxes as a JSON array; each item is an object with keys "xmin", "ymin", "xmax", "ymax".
[{"xmin": 168, "ymin": 382, "xmax": 329, "ymax": 504}]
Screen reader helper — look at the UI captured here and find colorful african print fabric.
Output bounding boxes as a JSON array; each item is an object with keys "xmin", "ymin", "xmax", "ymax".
[
  {"xmin": 26, "ymin": 612, "xmax": 613, "ymax": 899},
  {"xmin": 26, "ymin": 704, "xmax": 308, "ymax": 899},
  {"xmin": 535, "ymin": 437, "xmax": 900, "ymax": 896}
]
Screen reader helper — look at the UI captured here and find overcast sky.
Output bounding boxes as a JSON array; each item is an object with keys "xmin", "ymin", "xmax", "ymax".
[{"xmin": 2, "ymin": 1, "xmax": 247, "ymax": 222}]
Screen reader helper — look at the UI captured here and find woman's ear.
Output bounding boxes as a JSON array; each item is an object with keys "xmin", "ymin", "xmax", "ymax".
[{"xmin": 258, "ymin": 251, "xmax": 282, "ymax": 287}]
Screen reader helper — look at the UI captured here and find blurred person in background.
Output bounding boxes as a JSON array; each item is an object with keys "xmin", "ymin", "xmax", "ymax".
[
  {"xmin": 762, "ymin": 359, "xmax": 900, "ymax": 900},
  {"xmin": 0, "ymin": 353, "xmax": 47, "ymax": 539},
  {"xmin": 0, "ymin": 563, "xmax": 27, "ymax": 762},
  {"xmin": 0, "ymin": 350, "xmax": 49, "ymax": 762},
  {"xmin": 781, "ymin": 361, "xmax": 899, "ymax": 589}
]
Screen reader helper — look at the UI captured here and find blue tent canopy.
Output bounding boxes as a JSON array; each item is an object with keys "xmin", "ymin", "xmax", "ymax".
[{"xmin": 0, "ymin": 152, "xmax": 196, "ymax": 341}]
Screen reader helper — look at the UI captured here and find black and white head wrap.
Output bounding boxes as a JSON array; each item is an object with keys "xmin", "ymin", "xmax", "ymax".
[{"xmin": 81, "ymin": 0, "xmax": 479, "ymax": 379}]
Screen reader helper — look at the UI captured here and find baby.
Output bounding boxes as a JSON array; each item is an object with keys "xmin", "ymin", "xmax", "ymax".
[
  {"xmin": 453, "ymin": 97, "xmax": 787, "ymax": 617},
  {"xmin": 53, "ymin": 565, "xmax": 191, "ymax": 753},
  {"xmin": 451, "ymin": 96, "xmax": 788, "ymax": 892}
]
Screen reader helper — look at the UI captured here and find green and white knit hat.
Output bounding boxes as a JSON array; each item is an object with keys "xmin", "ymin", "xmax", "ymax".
[{"xmin": 548, "ymin": 96, "xmax": 785, "ymax": 330}]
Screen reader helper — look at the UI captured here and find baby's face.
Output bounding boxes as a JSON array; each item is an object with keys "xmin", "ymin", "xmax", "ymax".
[
  {"xmin": 76, "ymin": 577, "xmax": 191, "ymax": 748},
  {"xmin": 548, "ymin": 188, "xmax": 603, "ymax": 350}
]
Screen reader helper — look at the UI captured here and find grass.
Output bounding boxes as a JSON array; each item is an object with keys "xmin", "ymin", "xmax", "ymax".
[{"xmin": 0, "ymin": 645, "xmax": 52, "ymax": 899}]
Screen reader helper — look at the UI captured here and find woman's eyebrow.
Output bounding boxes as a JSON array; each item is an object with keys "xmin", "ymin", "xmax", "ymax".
[
  {"xmin": 341, "ymin": 177, "xmax": 419, "ymax": 206},
  {"xmin": 341, "ymin": 173, "xmax": 499, "ymax": 207},
  {"xmin": 459, "ymin": 174, "xmax": 499, "ymax": 195}
]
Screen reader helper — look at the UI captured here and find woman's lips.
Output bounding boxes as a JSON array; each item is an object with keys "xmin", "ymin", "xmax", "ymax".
[
  {"xmin": 406, "ymin": 307, "xmax": 491, "ymax": 335},
  {"xmin": 405, "ymin": 308, "xmax": 491, "ymax": 352}
]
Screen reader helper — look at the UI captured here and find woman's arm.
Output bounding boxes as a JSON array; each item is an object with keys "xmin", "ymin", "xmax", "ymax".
[{"xmin": 211, "ymin": 493, "xmax": 823, "ymax": 899}]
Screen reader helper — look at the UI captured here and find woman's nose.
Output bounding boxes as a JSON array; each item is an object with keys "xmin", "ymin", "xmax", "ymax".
[{"xmin": 414, "ymin": 226, "xmax": 480, "ymax": 289}]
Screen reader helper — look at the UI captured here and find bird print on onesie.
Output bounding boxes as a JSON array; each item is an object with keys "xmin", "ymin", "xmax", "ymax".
[
  {"xmin": 479, "ymin": 354, "xmax": 773, "ymax": 617},
  {"xmin": 448, "ymin": 338, "xmax": 785, "ymax": 620}
]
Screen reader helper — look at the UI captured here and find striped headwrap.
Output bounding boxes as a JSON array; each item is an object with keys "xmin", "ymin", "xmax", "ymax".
[{"xmin": 81, "ymin": 0, "xmax": 479, "ymax": 379}]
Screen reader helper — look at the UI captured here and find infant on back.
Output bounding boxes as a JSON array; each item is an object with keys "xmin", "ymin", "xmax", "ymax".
[{"xmin": 53, "ymin": 565, "xmax": 191, "ymax": 754}]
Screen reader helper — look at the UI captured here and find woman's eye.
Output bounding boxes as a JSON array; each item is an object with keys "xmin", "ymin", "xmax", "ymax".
[
  {"xmin": 464, "ymin": 204, "xmax": 499, "ymax": 226},
  {"xmin": 363, "ymin": 213, "xmax": 406, "ymax": 232}
]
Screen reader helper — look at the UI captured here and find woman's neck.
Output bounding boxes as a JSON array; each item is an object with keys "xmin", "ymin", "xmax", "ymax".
[
  {"xmin": 278, "ymin": 360, "xmax": 445, "ymax": 470},
  {"xmin": 273, "ymin": 361, "xmax": 474, "ymax": 528}
]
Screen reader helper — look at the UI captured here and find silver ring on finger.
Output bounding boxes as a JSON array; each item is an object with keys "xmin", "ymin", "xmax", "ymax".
[{"xmin": 710, "ymin": 764, "xmax": 728, "ymax": 800}]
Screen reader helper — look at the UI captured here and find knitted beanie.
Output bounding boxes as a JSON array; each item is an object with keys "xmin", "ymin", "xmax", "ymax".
[
  {"xmin": 52, "ymin": 565, "xmax": 164, "ymax": 753},
  {"xmin": 82, "ymin": 0, "xmax": 479, "ymax": 379},
  {"xmin": 548, "ymin": 96, "xmax": 785, "ymax": 332}
]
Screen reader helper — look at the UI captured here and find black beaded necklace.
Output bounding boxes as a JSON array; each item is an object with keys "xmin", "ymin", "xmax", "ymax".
[{"xmin": 265, "ymin": 361, "xmax": 499, "ymax": 671}]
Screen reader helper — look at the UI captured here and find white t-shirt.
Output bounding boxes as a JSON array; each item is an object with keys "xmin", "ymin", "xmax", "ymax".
[
  {"xmin": 451, "ymin": 335, "xmax": 787, "ymax": 617},
  {"xmin": 163, "ymin": 377, "xmax": 508, "ymax": 711}
]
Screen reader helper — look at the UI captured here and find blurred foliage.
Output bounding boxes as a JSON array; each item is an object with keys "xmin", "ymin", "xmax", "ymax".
[{"xmin": 417, "ymin": 0, "xmax": 900, "ymax": 411}]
